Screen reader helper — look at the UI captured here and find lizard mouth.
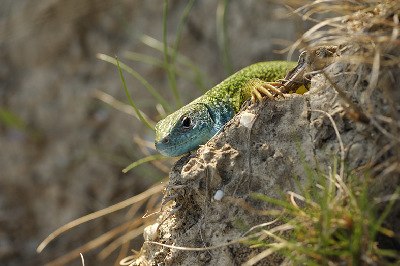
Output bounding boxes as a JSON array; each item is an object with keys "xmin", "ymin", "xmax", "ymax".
[{"xmin": 155, "ymin": 133, "xmax": 204, "ymax": 157}]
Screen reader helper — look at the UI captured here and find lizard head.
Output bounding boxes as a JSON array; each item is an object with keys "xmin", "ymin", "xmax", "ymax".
[{"xmin": 155, "ymin": 103, "xmax": 215, "ymax": 157}]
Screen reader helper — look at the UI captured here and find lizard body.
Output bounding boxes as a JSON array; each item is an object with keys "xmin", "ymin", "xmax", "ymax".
[
  {"xmin": 154, "ymin": 46, "xmax": 338, "ymax": 157},
  {"xmin": 155, "ymin": 61, "xmax": 297, "ymax": 157}
]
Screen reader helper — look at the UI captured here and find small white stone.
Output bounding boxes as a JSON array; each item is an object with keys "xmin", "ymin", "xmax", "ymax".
[
  {"xmin": 213, "ymin": 190, "xmax": 224, "ymax": 201},
  {"xmin": 143, "ymin": 223, "xmax": 159, "ymax": 241},
  {"xmin": 240, "ymin": 112, "xmax": 256, "ymax": 128}
]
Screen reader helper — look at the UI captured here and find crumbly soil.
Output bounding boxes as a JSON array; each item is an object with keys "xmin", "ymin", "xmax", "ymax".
[{"xmin": 135, "ymin": 57, "xmax": 400, "ymax": 265}]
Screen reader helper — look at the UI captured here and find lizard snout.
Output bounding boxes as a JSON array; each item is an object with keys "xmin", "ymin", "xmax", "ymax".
[
  {"xmin": 155, "ymin": 136, "xmax": 180, "ymax": 157},
  {"xmin": 155, "ymin": 136, "xmax": 169, "ymax": 149}
]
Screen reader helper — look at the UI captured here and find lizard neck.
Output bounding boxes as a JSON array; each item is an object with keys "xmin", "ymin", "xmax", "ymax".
[{"xmin": 204, "ymin": 100, "xmax": 235, "ymax": 136}]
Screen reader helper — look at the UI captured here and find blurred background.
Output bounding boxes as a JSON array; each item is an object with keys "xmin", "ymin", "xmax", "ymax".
[{"xmin": 0, "ymin": 0, "xmax": 306, "ymax": 265}]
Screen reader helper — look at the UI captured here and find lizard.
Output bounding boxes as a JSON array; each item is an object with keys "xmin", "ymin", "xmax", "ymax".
[{"xmin": 155, "ymin": 46, "xmax": 338, "ymax": 157}]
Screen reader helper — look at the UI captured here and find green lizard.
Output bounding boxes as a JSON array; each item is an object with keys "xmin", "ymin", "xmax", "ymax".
[
  {"xmin": 155, "ymin": 46, "xmax": 338, "ymax": 157},
  {"xmin": 154, "ymin": 60, "xmax": 295, "ymax": 157}
]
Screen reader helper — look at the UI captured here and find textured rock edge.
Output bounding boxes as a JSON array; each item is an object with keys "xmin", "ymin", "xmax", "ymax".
[{"xmin": 135, "ymin": 59, "xmax": 399, "ymax": 265}]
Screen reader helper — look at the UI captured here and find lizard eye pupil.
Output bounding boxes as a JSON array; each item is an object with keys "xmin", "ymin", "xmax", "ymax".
[{"xmin": 181, "ymin": 116, "xmax": 192, "ymax": 128}]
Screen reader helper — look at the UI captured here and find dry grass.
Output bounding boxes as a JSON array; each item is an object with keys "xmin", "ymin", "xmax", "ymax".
[
  {"xmin": 283, "ymin": 0, "xmax": 400, "ymax": 180},
  {"xmin": 37, "ymin": 183, "xmax": 166, "ymax": 265}
]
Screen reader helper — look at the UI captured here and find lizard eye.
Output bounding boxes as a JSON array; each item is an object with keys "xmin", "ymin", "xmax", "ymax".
[{"xmin": 181, "ymin": 116, "xmax": 192, "ymax": 128}]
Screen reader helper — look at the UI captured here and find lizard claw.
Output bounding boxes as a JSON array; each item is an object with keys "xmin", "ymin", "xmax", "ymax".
[{"xmin": 249, "ymin": 79, "xmax": 285, "ymax": 103}]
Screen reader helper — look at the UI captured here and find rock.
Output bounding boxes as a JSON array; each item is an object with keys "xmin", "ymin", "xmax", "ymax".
[{"xmin": 136, "ymin": 57, "xmax": 400, "ymax": 264}]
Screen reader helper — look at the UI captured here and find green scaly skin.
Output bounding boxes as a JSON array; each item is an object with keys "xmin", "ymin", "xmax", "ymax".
[{"xmin": 155, "ymin": 61, "xmax": 297, "ymax": 157}]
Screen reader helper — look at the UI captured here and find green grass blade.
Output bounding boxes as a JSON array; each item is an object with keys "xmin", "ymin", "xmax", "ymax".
[
  {"xmin": 251, "ymin": 192, "xmax": 299, "ymax": 213},
  {"xmin": 98, "ymin": 53, "xmax": 172, "ymax": 113},
  {"xmin": 371, "ymin": 186, "xmax": 400, "ymax": 240},
  {"xmin": 172, "ymin": 0, "xmax": 196, "ymax": 61},
  {"xmin": 122, "ymin": 154, "xmax": 167, "ymax": 173},
  {"xmin": 123, "ymin": 51, "xmax": 202, "ymax": 92},
  {"xmin": 163, "ymin": 0, "xmax": 181, "ymax": 107},
  {"xmin": 140, "ymin": 35, "xmax": 208, "ymax": 93},
  {"xmin": 216, "ymin": 0, "xmax": 233, "ymax": 74},
  {"xmin": 123, "ymin": 52, "xmax": 164, "ymax": 67},
  {"xmin": 94, "ymin": 90, "xmax": 155, "ymax": 125},
  {"xmin": 115, "ymin": 57, "xmax": 154, "ymax": 131}
]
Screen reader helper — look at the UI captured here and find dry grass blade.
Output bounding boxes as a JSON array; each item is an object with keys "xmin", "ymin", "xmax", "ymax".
[
  {"xmin": 44, "ymin": 220, "xmax": 142, "ymax": 266},
  {"xmin": 93, "ymin": 90, "xmax": 153, "ymax": 122},
  {"xmin": 80, "ymin": 253, "xmax": 85, "ymax": 266},
  {"xmin": 242, "ymin": 244, "xmax": 284, "ymax": 266},
  {"xmin": 242, "ymin": 219, "xmax": 279, "ymax": 237},
  {"xmin": 113, "ymin": 194, "xmax": 162, "ymax": 264},
  {"xmin": 98, "ymin": 224, "xmax": 149, "ymax": 260},
  {"xmin": 287, "ymin": 191, "xmax": 319, "ymax": 209},
  {"xmin": 146, "ymin": 235, "xmax": 251, "ymax": 251},
  {"xmin": 37, "ymin": 183, "xmax": 165, "ymax": 253}
]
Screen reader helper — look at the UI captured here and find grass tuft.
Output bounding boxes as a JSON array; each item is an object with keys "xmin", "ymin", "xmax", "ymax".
[{"xmin": 245, "ymin": 166, "xmax": 400, "ymax": 265}]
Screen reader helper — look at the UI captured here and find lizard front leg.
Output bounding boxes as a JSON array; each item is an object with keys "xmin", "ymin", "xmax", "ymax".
[{"xmin": 244, "ymin": 78, "xmax": 285, "ymax": 103}]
